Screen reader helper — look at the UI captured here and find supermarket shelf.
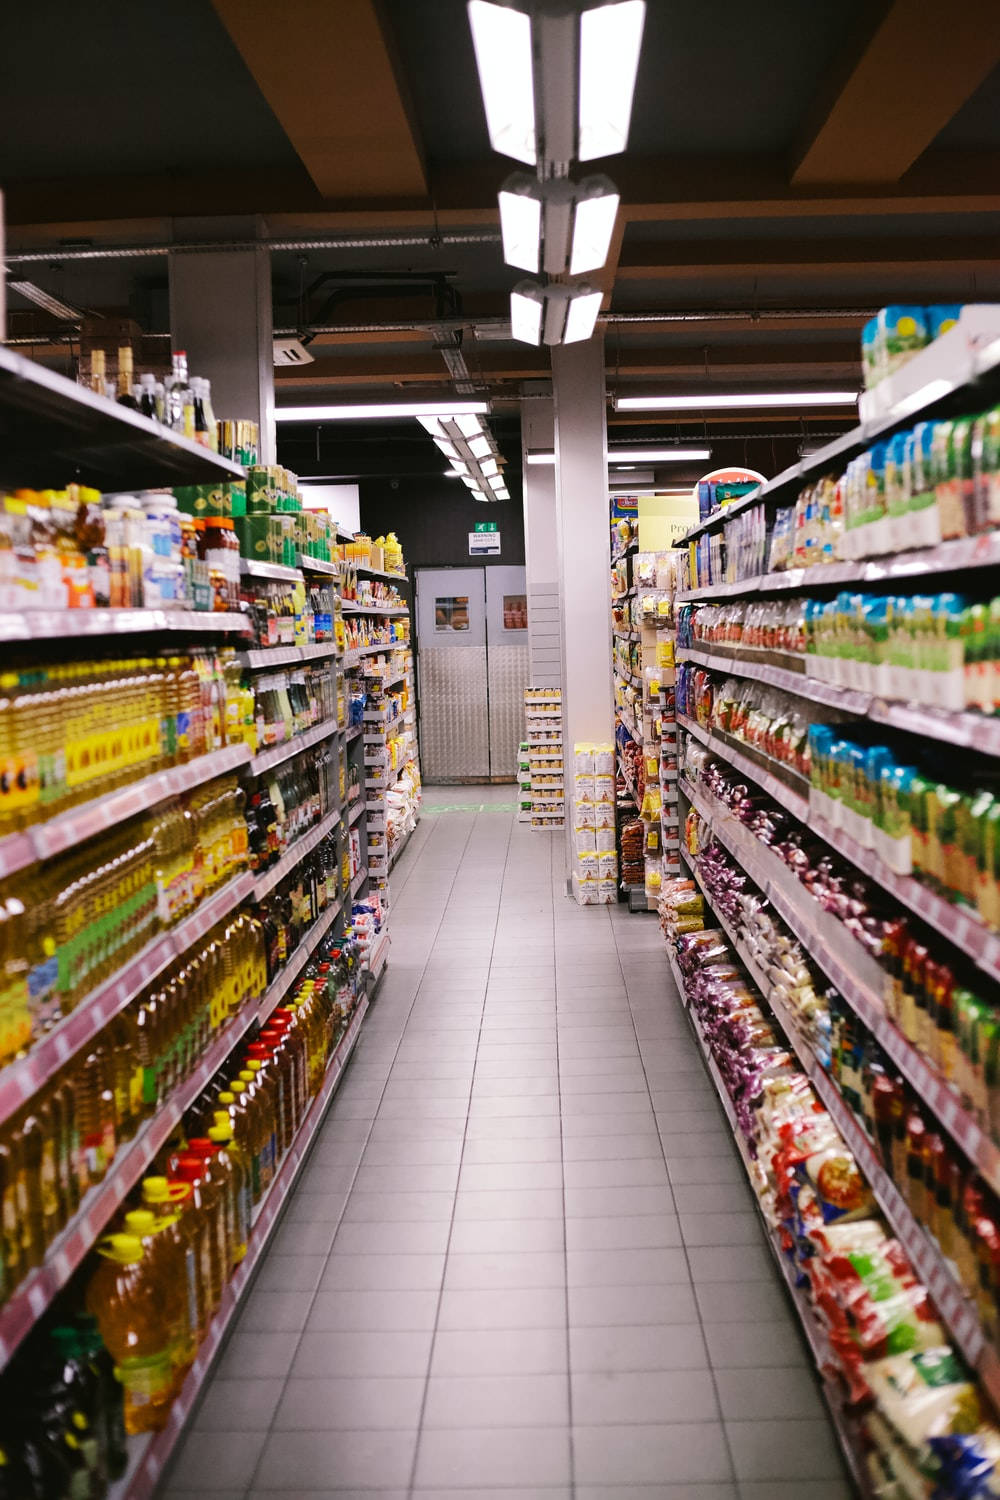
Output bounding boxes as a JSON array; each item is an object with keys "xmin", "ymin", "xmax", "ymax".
[
  {"xmin": 616, "ymin": 757, "xmax": 640, "ymax": 806},
  {"xmin": 347, "ymin": 797, "xmax": 365, "ymax": 826},
  {"xmin": 0, "ymin": 912, "xmax": 345, "ymax": 1376},
  {"xmin": 355, "ymin": 563, "xmax": 408, "ymax": 584},
  {"xmin": 680, "ymin": 710, "xmax": 1000, "ymax": 983},
  {"xmin": 0, "ymin": 344, "xmax": 245, "ymax": 489},
  {"xmin": 251, "ymin": 806, "xmax": 342, "ymax": 900},
  {"xmin": 253, "ymin": 897, "xmax": 343, "ymax": 1025},
  {"xmin": 388, "ymin": 818, "xmax": 418, "ymax": 871},
  {"xmin": 296, "ymin": 553, "xmax": 339, "ymax": 576},
  {"xmin": 114, "ymin": 994, "xmax": 369, "ymax": 1500},
  {"xmin": 677, "ymin": 324, "xmax": 1000, "ymax": 548},
  {"xmin": 350, "ymin": 866, "xmax": 368, "ymax": 897},
  {"xmin": 681, "ymin": 774, "xmax": 1000, "ymax": 1197},
  {"xmin": 673, "ymin": 955, "xmax": 875, "ymax": 1492},
  {"xmin": 239, "ymin": 559, "xmax": 302, "ymax": 583},
  {"xmin": 681, "ymin": 838, "xmax": 996, "ymax": 1404},
  {"xmin": 235, "ymin": 640, "xmax": 338, "ymax": 669},
  {"xmin": 248, "ymin": 717, "xmax": 340, "ymax": 777},
  {"xmin": 0, "ymin": 741, "xmax": 253, "ymax": 879},
  {"xmin": 0, "ymin": 608, "xmax": 250, "ymax": 645},
  {"xmin": 367, "ymin": 929, "xmax": 391, "ymax": 986},
  {"xmin": 613, "ymin": 628, "xmax": 640, "ymax": 642},
  {"xmin": 341, "ymin": 600, "xmax": 408, "ymax": 616},
  {"xmin": 677, "ymin": 526, "xmax": 1000, "ymax": 601},
  {"xmin": 677, "ymin": 712, "xmax": 811, "ymax": 821},
  {"xmin": 345, "ymin": 723, "xmax": 363, "ymax": 744},
  {"xmin": 0, "ymin": 869, "xmax": 256, "ymax": 1129},
  {"xmin": 679, "ymin": 644, "xmax": 1000, "ymax": 757},
  {"xmin": 617, "ymin": 703, "xmax": 640, "ymax": 744}
]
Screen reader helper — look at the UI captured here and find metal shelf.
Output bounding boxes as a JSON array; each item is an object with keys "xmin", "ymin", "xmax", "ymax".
[
  {"xmin": 251, "ymin": 806, "xmax": 342, "ymax": 900},
  {"xmin": 677, "ymin": 712, "xmax": 811, "ymax": 821},
  {"xmin": 110, "ymin": 996, "xmax": 369, "ymax": 1500},
  {"xmin": 350, "ymin": 866, "xmax": 369, "ymax": 897},
  {"xmin": 239, "ymin": 559, "xmax": 302, "ymax": 583},
  {"xmin": 235, "ymin": 641, "xmax": 338, "ymax": 669},
  {"xmin": 0, "ymin": 345, "xmax": 245, "ymax": 489},
  {"xmin": 247, "ymin": 718, "xmax": 340, "ymax": 777},
  {"xmin": 0, "ymin": 741, "xmax": 252, "ymax": 880},
  {"xmin": 0, "ymin": 608, "xmax": 250, "ymax": 645},
  {"xmin": 678, "ymin": 837, "xmax": 998, "ymax": 1410},
  {"xmin": 296, "ymin": 553, "xmax": 339, "ymax": 576},
  {"xmin": 678, "ymin": 645, "xmax": 1000, "ymax": 755}
]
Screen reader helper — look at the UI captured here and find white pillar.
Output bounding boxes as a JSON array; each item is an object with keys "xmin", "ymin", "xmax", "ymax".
[
  {"xmin": 520, "ymin": 382, "xmax": 561, "ymax": 687},
  {"xmin": 168, "ymin": 235, "xmax": 275, "ymax": 463},
  {"xmin": 552, "ymin": 336, "xmax": 614, "ymax": 867}
]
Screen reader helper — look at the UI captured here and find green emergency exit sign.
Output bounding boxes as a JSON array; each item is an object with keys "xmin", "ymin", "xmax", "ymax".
[{"xmin": 474, "ymin": 521, "xmax": 498, "ymax": 532}]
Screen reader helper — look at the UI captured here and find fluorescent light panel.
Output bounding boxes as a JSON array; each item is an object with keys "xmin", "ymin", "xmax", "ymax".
[
  {"xmin": 569, "ymin": 180, "xmax": 619, "ymax": 275},
  {"xmin": 467, "ymin": 0, "xmax": 536, "ymax": 165},
  {"xmin": 578, "ymin": 1, "xmax": 646, "ymax": 160},
  {"xmin": 611, "ymin": 447, "xmax": 712, "ymax": 461},
  {"xmin": 277, "ymin": 400, "xmax": 488, "ymax": 422},
  {"xmin": 8, "ymin": 281, "xmax": 84, "ymax": 320},
  {"xmin": 510, "ymin": 285, "xmax": 544, "ymax": 346},
  {"xmin": 498, "ymin": 177, "xmax": 542, "ymax": 273},
  {"xmin": 563, "ymin": 287, "xmax": 603, "ymax": 344},
  {"xmin": 616, "ymin": 391, "xmax": 858, "ymax": 411}
]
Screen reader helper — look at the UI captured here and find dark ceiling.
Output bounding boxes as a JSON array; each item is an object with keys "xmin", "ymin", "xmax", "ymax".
[{"xmin": 3, "ymin": 0, "xmax": 1000, "ymax": 492}]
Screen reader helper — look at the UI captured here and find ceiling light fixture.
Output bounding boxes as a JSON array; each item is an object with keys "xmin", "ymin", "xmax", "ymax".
[
  {"xmin": 444, "ymin": 469, "xmax": 465, "ymax": 478},
  {"xmin": 511, "ymin": 281, "xmax": 601, "ymax": 347},
  {"xmin": 610, "ymin": 447, "xmax": 713, "ymax": 462},
  {"xmin": 416, "ymin": 412, "xmax": 507, "ymax": 502},
  {"xmin": 276, "ymin": 400, "xmax": 489, "ymax": 422},
  {"xmin": 495, "ymin": 487, "xmax": 510, "ymax": 500},
  {"xmin": 498, "ymin": 172, "xmax": 619, "ymax": 276},
  {"xmin": 8, "ymin": 280, "xmax": 85, "ymax": 321},
  {"xmin": 468, "ymin": 0, "xmax": 645, "ymax": 173},
  {"xmin": 487, "ymin": 474, "xmax": 506, "ymax": 491},
  {"xmin": 615, "ymin": 392, "xmax": 858, "ymax": 412}
]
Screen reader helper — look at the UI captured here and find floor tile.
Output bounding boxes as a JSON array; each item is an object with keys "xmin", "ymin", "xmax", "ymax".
[
  {"xmin": 567, "ymin": 1246, "xmax": 690, "ymax": 1286},
  {"xmin": 430, "ymin": 1326, "xmax": 569, "ymax": 1376},
  {"xmin": 569, "ymin": 1282, "xmax": 700, "ymax": 1327},
  {"xmin": 192, "ymin": 1377, "xmax": 285, "ymax": 1432},
  {"xmin": 725, "ymin": 1418, "xmax": 847, "ymax": 1481},
  {"xmin": 443, "ymin": 1249, "xmax": 566, "ymax": 1289},
  {"xmin": 422, "ymin": 1373, "xmax": 570, "ymax": 1429},
  {"xmin": 565, "ymin": 1213, "xmax": 682, "ymax": 1250},
  {"xmin": 702, "ymin": 1319, "xmax": 809, "ymax": 1369},
  {"xmin": 274, "ymin": 1375, "xmax": 425, "ymax": 1430},
  {"xmin": 569, "ymin": 1323, "xmax": 709, "ymax": 1372},
  {"xmin": 307, "ymin": 1288, "xmax": 439, "ymax": 1330},
  {"xmin": 321, "ymin": 1253, "xmax": 445, "ymax": 1290},
  {"xmin": 572, "ymin": 1368, "xmax": 720, "ymax": 1424},
  {"xmin": 713, "ymin": 1365, "xmax": 826, "ymax": 1420},
  {"xmin": 413, "ymin": 1425, "xmax": 571, "ymax": 1487},
  {"xmin": 290, "ymin": 1328, "xmax": 433, "ymax": 1378},
  {"xmin": 449, "ymin": 1217, "xmax": 565, "ymax": 1253},
  {"xmin": 573, "ymin": 1422, "xmax": 733, "ymax": 1485},
  {"xmin": 255, "ymin": 1428, "xmax": 417, "ymax": 1490},
  {"xmin": 165, "ymin": 1430, "xmax": 267, "ymax": 1491}
]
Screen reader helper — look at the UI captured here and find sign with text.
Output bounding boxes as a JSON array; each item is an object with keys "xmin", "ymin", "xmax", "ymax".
[{"xmin": 469, "ymin": 530, "xmax": 501, "ymax": 555}]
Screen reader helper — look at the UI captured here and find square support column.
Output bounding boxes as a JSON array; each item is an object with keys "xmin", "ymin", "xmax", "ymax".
[
  {"xmin": 552, "ymin": 337, "xmax": 614, "ymax": 868},
  {"xmin": 168, "ymin": 236, "xmax": 275, "ymax": 463},
  {"xmin": 520, "ymin": 382, "xmax": 561, "ymax": 687}
]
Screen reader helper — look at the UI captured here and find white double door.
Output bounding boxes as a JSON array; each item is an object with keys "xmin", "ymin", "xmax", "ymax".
[{"xmin": 414, "ymin": 565, "xmax": 529, "ymax": 781}]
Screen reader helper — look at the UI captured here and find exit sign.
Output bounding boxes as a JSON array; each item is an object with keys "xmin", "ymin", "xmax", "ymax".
[{"xmin": 474, "ymin": 521, "xmax": 498, "ymax": 532}]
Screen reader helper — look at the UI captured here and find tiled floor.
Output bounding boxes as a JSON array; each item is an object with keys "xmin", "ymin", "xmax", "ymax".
[{"xmin": 162, "ymin": 785, "xmax": 852, "ymax": 1499}]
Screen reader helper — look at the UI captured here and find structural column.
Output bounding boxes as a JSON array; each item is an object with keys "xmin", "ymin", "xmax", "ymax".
[
  {"xmin": 551, "ymin": 336, "xmax": 614, "ymax": 862},
  {"xmin": 168, "ymin": 221, "xmax": 276, "ymax": 463},
  {"xmin": 520, "ymin": 382, "xmax": 561, "ymax": 687}
]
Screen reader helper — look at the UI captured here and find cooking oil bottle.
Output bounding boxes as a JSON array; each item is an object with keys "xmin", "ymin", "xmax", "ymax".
[{"xmin": 85, "ymin": 1234, "xmax": 173, "ymax": 1434}]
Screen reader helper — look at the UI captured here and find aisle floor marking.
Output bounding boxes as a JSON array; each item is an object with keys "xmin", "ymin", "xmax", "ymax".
[{"xmin": 422, "ymin": 801, "xmax": 518, "ymax": 814}]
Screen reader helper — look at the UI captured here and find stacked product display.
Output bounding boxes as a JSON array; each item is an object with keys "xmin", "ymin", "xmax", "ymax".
[
  {"xmin": 571, "ymin": 740, "xmax": 618, "ymax": 904},
  {"xmin": 668, "ymin": 308, "xmax": 1000, "ymax": 1495},
  {"xmin": 523, "ymin": 686, "xmax": 564, "ymax": 829},
  {"xmin": 612, "ymin": 531, "xmax": 683, "ymax": 910},
  {"xmin": 0, "ymin": 352, "xmax": 419, "ymax": 1497}
]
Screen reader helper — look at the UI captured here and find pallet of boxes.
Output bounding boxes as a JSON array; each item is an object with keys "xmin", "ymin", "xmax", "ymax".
[
  {"xmin": 572, "ymin": 742, "xmax": 618, "ymax": 903},
  {"xmin": 523, "ymin": 686, "xmax": 564, "ymax": 828}
]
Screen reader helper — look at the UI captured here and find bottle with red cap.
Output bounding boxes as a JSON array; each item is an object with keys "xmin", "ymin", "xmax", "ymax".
[
  {"xmin": 239, "ymin": 1063, "xmax": 277, "ymax": 1193},
  {"xmin": 169, "ymin": 1156, "xmax": 224, "ymax": 1318},
  {"xmin": 182, "ymin": 1140, "xmax": 236, "ymax": 1277}
]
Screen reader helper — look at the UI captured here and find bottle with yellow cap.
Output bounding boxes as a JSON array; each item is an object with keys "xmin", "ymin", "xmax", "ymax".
[
  {"xmin": 223, "ymin": 1082, "xmax": 262, "ymax": 1203},
  {"xmin": 208, "ymin": 1122, "xmax": 250, "ymax": 1265},
  {"xmin": 84, "ymin": 1233, "xmax": 173, "ymax": 1434},
  {"xmin": 123, "ymin": 1208, "xmax": 191, "ymax": 1388},
  {"xmin": 142, "ymin": 1176, "xmax": 206, "ymax": 1349}
]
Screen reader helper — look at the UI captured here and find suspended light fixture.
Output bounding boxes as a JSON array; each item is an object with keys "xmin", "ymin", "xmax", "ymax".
[
  {"xmin": 615, "ymin": 391, "xmax": 859, "ymax": 412},
  {"xmin": 414, "ymin": 412, "xmax": 509, "ymax": 501},
  {"xmin": 498, "ymin": 172, "xmax": 619, "ymax": 275},
  {"xmin": 510, "ymin": 281, "xmax": 601, "ymax": 347},
  {"xmin": 468, "ymin": 0, "xmax": 645, "ymax": 173},
  {"xmin": 276, "ymin": 400, "xmax": 488, "ymax": 422}
]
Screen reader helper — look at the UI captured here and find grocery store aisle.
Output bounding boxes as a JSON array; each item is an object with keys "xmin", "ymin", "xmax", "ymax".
[{"xmin": 162, "ymin": 786, "xmax": 851, "ymax": 1500}]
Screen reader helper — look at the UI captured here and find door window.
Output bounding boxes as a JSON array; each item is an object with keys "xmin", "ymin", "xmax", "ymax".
[{"xmin": 434, "ymin": 595, "xmax": 470, "ymax": 631}]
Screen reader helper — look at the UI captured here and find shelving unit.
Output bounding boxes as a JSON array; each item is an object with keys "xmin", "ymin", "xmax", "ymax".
[{"xmin": 667, "ymin": 333, "xmax": 1000, "ymax": 1473}]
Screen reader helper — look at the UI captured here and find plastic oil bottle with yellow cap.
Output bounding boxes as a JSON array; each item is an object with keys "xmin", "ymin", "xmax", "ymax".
[{"xmin": 84, "ymin": 1233, "xmax": 174, "ymax": 1434}]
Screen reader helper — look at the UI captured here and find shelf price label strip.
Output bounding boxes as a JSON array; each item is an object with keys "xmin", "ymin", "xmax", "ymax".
[{"xmin": 119, "ymin": 996, "xmax": 369, "ymax": 1500}]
